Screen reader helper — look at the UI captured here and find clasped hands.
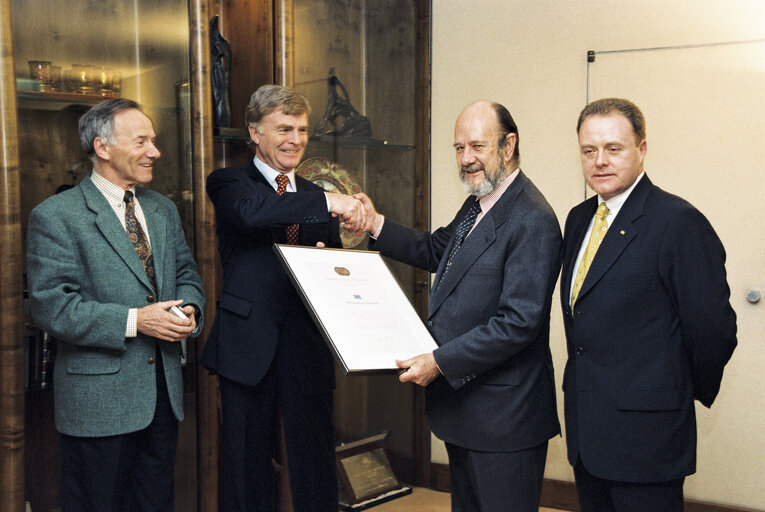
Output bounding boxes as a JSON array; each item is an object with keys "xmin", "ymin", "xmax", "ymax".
[
  {"xmin": 137, "ymin": 299, "xmax": 196, "ymax": 342},
  {"xmin": 325, "ymin": 192, "xmax": 382, "ymax": 234}
]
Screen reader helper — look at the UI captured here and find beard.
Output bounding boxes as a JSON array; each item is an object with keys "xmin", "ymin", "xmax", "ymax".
[{"xmin": 460, "ymin": 156, "xmax": 509, "ymax": 196}]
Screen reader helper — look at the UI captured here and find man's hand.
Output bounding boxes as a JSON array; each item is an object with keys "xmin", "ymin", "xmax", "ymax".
[
  {"xmin": 326, "ymin": 192, "xmax": 366, "ymax": 231},
  {"xmin": 353, "ymin": 193, "xmax": 383, "ymax": 234},
  {"xmin": 137, "ymin": 299, "xmax": 195, "ymax": 342},
  {"xmin": 396, "ymin": 353, "xmax": 440, "ymax": 387}
]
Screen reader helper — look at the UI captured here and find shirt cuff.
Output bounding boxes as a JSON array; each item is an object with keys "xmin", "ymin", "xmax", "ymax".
[
  {"xmin": 371, "ymin": 215, "xmax": 385, "ymax": 239},
  {"xmin": 126, "ymin": 308, "xmax": 137, "ymax": 338}
]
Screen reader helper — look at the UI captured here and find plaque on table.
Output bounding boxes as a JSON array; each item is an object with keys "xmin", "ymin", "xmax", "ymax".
[{"xmin": 336, "ymin": 431, "xmax": 411, "ymax": 510}]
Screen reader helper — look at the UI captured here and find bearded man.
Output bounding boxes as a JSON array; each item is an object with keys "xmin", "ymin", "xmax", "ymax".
[{"xmin": 356, "ymin": 100, "xmax": 562, "ymax": 512}]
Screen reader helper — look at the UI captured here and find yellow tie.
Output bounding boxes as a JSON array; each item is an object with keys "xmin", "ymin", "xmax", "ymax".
[{"xmin": 571, "ymin": 202, "xmax": 610, "ymax": 307}]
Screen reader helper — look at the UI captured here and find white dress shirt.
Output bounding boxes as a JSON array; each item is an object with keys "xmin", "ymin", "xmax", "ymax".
[
  {"xmin": 90, "ymin": 170, "xmax": 151, "ymax": 338},
  {"xmin": 569, "ymin": 172, "xmax": 645, "ymax": 304}
]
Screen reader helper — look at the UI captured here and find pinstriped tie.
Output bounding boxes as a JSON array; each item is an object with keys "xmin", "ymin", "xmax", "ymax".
[
  {"xmin": 438, "ymin": 199, "xmax": 481, "ymax": 288},
  {"xmin": 275, "ymin": 174, "xmax": 299, "ymax": 245}
]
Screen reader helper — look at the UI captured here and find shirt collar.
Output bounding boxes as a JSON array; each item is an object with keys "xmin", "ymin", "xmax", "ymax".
[
  {"xmin": 477, "ymin": 167, "xmax": 519, "ymax": 212},
  {"xmin": 90, "ymin": 170, "xmax": 135, "ymax": 205},
  {"xmin": 598, "ymin": 171, "xmax": 645, "ymax": 220},
  {"xmin": 254, "ymin": 155, "xmax": 296, "ymax": 190}
]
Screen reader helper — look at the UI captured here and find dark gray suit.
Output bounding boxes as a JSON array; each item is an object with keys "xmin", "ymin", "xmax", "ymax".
[{"xmin": 370, "ymin": 171, "xmax": 561, "ymax": 509}]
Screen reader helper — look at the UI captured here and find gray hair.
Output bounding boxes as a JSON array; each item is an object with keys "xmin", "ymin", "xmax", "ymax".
[
  {"xmin": 78, "ymin": 98, "xmax": 142, "ymax": 163},
  {"xmin": 245, "ymin": 84, "xmax": 311, "ymax": 129}
]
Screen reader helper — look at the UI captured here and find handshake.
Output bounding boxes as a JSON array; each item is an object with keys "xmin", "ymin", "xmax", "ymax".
[{"xmin": 325, "ymin": 192, "xmax": 382, "ymax": 234}]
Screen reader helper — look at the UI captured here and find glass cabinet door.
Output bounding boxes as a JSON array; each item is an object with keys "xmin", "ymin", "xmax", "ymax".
[
  {"xmin": 11, "ymin": 1, "xmax": 196, "ymax": 509},
  {"xmin": 12, "ymin": 0, "xmax": 193, "ymax": 249},
  {"xmin": 289, "ymin": 0, "xmax": 427, "ymax": 484}
]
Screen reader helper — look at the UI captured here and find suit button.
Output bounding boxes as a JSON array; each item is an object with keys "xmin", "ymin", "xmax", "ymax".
[
  {"xmin": 576, "ymin": 346, "xmax": 585, "ymax": 355},
  {"xmin": 148, "ymin": 356, "xmax": 156, "ymax": 364},
  {"xmin": 427, "ymin": 321, "xmax": 433, "ymax": 327},
  {"xmin": 146, "ymin": 295, "xmax": 155, "ymax": 302}
]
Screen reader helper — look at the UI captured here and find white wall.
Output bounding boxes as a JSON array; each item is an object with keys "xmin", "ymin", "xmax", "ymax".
[{"xmin": 430, "ymin": 1, "xmax": 765, "ymax": 508}]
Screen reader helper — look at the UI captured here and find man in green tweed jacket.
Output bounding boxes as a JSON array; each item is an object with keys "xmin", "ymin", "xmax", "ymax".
[{"xmin": 27, "ymin": 98, "xmax": 205, "ymax": 512}]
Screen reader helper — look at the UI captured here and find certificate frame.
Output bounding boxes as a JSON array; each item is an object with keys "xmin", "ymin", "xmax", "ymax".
[{"xmin": 273, "ymin": 244, "xmax": 438, "ymax": 375}]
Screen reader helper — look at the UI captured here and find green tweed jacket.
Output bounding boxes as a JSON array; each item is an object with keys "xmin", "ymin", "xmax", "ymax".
[{"xmin": 27, "ymin": 175, "xmax": 205, "ymax": 437}]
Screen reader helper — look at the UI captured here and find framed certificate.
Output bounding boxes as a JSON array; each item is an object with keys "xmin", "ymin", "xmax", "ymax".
[{"xmin": 273, "ymin": 244, "xmax": 438, "ymax": 374}]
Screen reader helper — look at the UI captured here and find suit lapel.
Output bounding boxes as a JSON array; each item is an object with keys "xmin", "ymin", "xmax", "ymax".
[
  {"xmin": 137, "ymin": 188, "xmax": 166, "ymax": 294},
  {"xmin": 561, "ymin": 198, "xmax": 598, "ymax": 300},
  {"xmin": 248, "ymin": 160, "xmax": 272, "ymax": 188},
  {"xmin": 81, "ymin": 177, "xmax": 158, "ymax": 294},
  {"xmin": 429, "ymin": 214, "xmax": 496, "ymax": 316},
  {"xmin": 429, "ymin": 172, "xmax": 525, "ymax": 317},
  {"xmin": 574, "ymin": 176, "xmax": 652, "ymax": 303}
]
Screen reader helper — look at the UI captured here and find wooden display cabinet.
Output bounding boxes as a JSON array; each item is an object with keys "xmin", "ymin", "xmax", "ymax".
[
  {"xmin": 1, "ymin": 0, "xmax": 430, "ymax": 510},
  {"xmin": 1, "ymin": 0, "xmax": 219, "ymax": 510},
  {"xmin": 287, "ymin": 0, "xmax": 432, "ymax": 487}
]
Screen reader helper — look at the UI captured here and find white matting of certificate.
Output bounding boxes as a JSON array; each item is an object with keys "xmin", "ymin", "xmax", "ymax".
[{"xmin": 274, "ymin": 244, "xmax": 438, "ymax": 374}]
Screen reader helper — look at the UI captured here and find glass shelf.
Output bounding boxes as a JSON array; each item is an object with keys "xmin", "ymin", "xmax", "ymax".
[{"xmin": 17, "ymin": 90, "xmax": 119, "ymax": 111}]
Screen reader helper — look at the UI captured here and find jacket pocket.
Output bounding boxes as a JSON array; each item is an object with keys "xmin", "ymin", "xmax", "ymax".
[
  {"xmin": 67, "ymin": 356, "xmax": 120, "ymax": 375},
  {"xmin": 616, "ymin": 388, "xmax": 681, "ymax": 411},
  {"xmin": 218, "ymin": 293, "xmax": 253, "ymax": 318}
]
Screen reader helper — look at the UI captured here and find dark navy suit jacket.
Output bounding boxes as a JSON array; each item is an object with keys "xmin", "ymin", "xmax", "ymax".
[
  {"xmin": 560, "ymin": 175, "xmax": 737, "ymax": 483},
  {"xmin": 371, "ymin": 171, "xmax": 562, "ymax": 453},
  {"xmin": 201, "ymin": 161, "xmax": 341, "ymax": 392}
]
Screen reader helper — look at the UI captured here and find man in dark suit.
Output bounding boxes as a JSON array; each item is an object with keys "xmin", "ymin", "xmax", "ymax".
[
  {"xmin": 201, "ymin": 84, "xmax": 365, "ymax": 511},
  {"xmin": 560, "ymin": 98, "xmax": 737, "ymax": 512},
  {"xmin": 357, "ymin": 100, "xmax": 561, "ymax": 512},
  {"xmin": 27, "ymin": 99, "xmax": 206, "ymax": 512}
]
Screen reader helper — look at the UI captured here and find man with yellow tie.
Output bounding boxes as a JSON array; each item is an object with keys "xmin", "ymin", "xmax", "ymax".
[{"xmin": 559, "ymin": 98, "xmax": 737, "ymax": 512}]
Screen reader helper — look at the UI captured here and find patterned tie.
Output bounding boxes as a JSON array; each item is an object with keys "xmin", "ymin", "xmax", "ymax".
[
  {"xmin": 275, "ymin": 174, "xmax": 299, "ymax": 245},
  {"xmin": 124, "ymin": 190, "xmax": 157, "ymax": 292},
  {"xmin": 571, "ymin": 201, "xmax": 610, "ymax": 307},
  {"xmin": 438, "ymin": 199, "xmax": 481, "ymax": 287}
]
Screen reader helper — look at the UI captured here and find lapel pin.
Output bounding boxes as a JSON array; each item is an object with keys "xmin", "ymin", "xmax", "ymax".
[{"xmin": 620, "ymin": 230, "xmax": 626, "ymax": 235}]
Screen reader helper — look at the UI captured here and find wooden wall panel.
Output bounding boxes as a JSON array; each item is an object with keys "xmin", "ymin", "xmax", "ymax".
[
  {"xmin": 189, "ymin": 1, "xmax": 221, "ymax": 510},
  {"xmin": 0, "ymin": 0, "xmax": 26, "ymax": 510}
]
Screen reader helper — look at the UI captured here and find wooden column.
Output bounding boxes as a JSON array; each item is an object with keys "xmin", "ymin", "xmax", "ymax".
[
  {"xmin": 188, "ymin": 0, "xmax": 220, "ymax": 510},
  {"xmin": 412, "ymin": 0, "xmax": 432, "ymax": 488},
  {"xmin": 0, "ymin": 0, "xmax": 26, "ymax": 511},
  {"xmin": 274, "ymin": 0, "xmax": 293, "ymax": 87}
]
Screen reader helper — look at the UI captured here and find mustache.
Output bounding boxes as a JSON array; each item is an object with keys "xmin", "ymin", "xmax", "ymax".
[{"xmin": 461, "ymin": 163, "xmax": 484, "ymax": 173}]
